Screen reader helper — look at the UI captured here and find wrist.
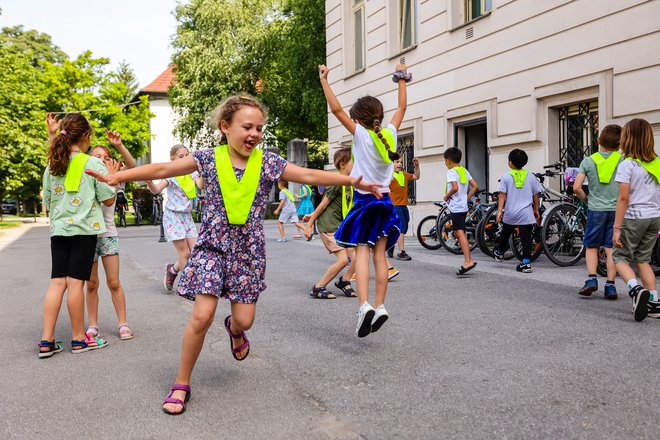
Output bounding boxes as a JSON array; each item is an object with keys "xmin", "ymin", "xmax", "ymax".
[{"xmin": 613, "ymin": 225, "xmax": 621, "ymax": 230}]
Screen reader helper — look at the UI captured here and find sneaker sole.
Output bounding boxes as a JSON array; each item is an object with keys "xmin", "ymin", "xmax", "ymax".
[
  {"xmin": 357, "ymin": 309, "xmax": 375, "ymax": 338},
  {"xmin": 38, "ymin": 347, "xmax": 63, "ymax": 359},
  {"xmin": 120, "ymin": 334, "xmax": 134, "ymax": 340},
  {"xmin": 371, "ymin": 314, "xmax": 388, "ymax": 333},
  {"xmin": 578, "ymin": 285, "xmax": 598, "ymax": 297},
  {"xmin": 633, "ymin": 289, "xmax": 650, "ymax": 322},
  {"xmin": 388, "ymin": 272, "xmax": 400, "ymax": 281}
]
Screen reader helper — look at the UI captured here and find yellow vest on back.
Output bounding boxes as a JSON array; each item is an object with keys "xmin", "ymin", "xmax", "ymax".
[{"xmin": 590, "ymin": 152, "xmax": 621, "ymax": 183}]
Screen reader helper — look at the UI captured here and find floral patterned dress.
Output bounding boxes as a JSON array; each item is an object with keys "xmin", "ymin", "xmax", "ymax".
[{"xmin": 176, "ymin": 148, "xmax": 287, "ymax": 303}]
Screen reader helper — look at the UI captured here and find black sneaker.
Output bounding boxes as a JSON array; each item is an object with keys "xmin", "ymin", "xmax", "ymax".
[
  {"xmin": 386, "ymin": 248, "xmax": 394, "ymax": 258},
  {"xmin": 516, "ymin": 263, "xmax": 532, "ymax": 273},
  {"xmin": 396, "ymin": 251, "xmax": 412, "ymax": 261},
  {"xmin": 493, "ymin": 249, "xmax": 504, "ymax": 262},
  {"xmin": 629, "ymin": 285, "xmax": 650, "ymax": 322},
  {"xmin": 648, "ymin": 300, "xmax": 660, "ymax": 319}
]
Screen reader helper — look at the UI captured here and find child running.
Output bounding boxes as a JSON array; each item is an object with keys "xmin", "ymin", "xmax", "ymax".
[
  {"xmin": 493, "ymin": 149, "xmax": 542, "ymax": 273},
  {"xmin": 274, "ymin": 179, "xmax": 305, "ymax": 241},
  {"xmin": 612, "ymin": 118, "xmax": 660, "ymax": 321},
  {"xmin": 145, "ymin": 145, "xmax": 203, "ymax": 291},
  {"xmin": 319, "ymin": 62, "xmax": 409, "ymax": 338},
  {"xmin": 39, "ymin": 113, "xmax": 115, "ymax": 357},
  {"xmin": 573, "ymin": 124, "xmax": 622, "ymax": 299},
  {"xmin": 85, "ymin": 95, "xmax": 382, "ymax": 415},
  {"xmin": 303, "ymin": 147, "xmax": 357, "ymax": 299},
  {"xmin": 443, "ymin": 147, "xmax": 478, "ymax": 275}
]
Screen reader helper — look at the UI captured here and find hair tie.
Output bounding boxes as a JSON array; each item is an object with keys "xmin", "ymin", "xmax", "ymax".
[{"xmin": 60, "ymin": 130, "xmax": 68, "ymax": 136}]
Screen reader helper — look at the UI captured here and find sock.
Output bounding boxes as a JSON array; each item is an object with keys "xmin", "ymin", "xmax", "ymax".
[
  {"xmin": 627, "ymin": 279, "xmax": 639, "ymax": 290},
  {"xmin": 522, "ymin": 258, "xmax": 530, "ymax": 264},
  {"xmin": 606, "ymin": 280, "xmax": 615, "ymax": 284},
  {"xmin": 650, "ymin": 290, "xmax": 657, "ymax": 301},
  {"xmin": 588, "ymin": 274, "xmax": 597, "ymax": 279},
  {"xmin": 170, "ymin": 264, "xmax": 179, "ymax": 274}
]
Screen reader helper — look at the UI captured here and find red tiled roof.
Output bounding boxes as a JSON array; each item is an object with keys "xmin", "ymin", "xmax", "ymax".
[{"xmin": 141, "ymin": 65, "xmax": 175, "ymax": 93}]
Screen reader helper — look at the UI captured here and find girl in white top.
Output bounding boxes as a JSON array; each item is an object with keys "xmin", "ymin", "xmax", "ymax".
[{"xmin": 319, "ymin": 63, "xmax": 410, "ymax": 338}]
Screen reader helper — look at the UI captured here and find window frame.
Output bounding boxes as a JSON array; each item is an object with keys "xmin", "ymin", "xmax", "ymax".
[
  {"xmin": 464, "ymin": 0, "xmax": 492, "ymax": 22},
  {"xmin": 399, "ymin": 0, "xmax": 418, "ymax": 52},
  {"xmin": 351, "ymin": 0, "xmax": 366, "ymax": 73}
]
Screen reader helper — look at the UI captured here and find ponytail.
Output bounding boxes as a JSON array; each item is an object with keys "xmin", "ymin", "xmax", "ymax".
[
  {"xmin": 373, "ymin": 118, "xmax": 400, "ymax": 162},
  {"xmin": 47, "ymin": 113, "xmax": 92, "ymax": 176},
  {"xmin": 48, "ymin": 134, "xmax": 71, "ymax": 176}
]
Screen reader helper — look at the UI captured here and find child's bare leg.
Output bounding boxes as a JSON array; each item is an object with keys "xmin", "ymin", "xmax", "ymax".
[
  {"xmin": 101, "ymin": 255, "xmax": 127, "ymax": 325},
  {"xmin": 372, "ymin": 238, "xmax": 388, "ymax": 307},
  {"xmin": 41, "ymin": 278, "xmax": 67, "ymax": 348},
  {"xmin": 455, "ymin": 229, "xmax": 475, "ymax": 266},
  {"xmin": 355, "ymin": 245, "xmax": 371, "ymax": 304},
  {"xmin": 277, "ymin": 221, "xmax": 285, "ymax": 239},
  {"xmin": 342, "ymin": 248, "xmax": 356, "ymax": 280},
  {"xmin": 165, "ymin": 294, "xmax": 218, "ymax": 414},
  {"xmin": 316, "ymin": 250, "xmax": 349, "ymax": 287},
  {"xmin": 605, "ymin": 248, "xmax": 617, "ymax": 281},
  {"xmin": 637, "ymin": 262, "xmax": 656, "ymax": 291},
  {"xmin": 615, "ymin": 262, "xmax": 636, "ymax": 284},
  {"xmin": 295, "ymin": 221, "xmax": 305, "ymax": 234},
  {"xmin": 86, "ymin": 262, "xmax": 101, "ymax": 327},
  {"xmin": 584, "ymin": 247, "xmax": 598, "ymax": 274},
  {"xmin": 66, "ymin": 277, "xmax": 86, "ymax": 341},
  {"xmin": 172, "ymin": 239, "xmax": 192, "ymax": 272},
  {"xmin": 396, "ymin": 234, "xmax": 405, "ymax": 253},
  {"xmin": 229, "ymin": 302, "xmax": 256, "ymax": 360}
]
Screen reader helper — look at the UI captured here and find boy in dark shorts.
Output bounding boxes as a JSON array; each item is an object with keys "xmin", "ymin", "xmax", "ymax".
[
  {"xmin": 573, "ymin": 124, "xmax": 622, "ymax": 299},
  {"xmin": 387, "ymin": 156, "xmax": 420, "ymax": 260}
]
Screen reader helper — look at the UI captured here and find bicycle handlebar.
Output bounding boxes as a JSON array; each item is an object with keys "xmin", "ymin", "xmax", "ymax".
[{"xmin": 543, "ymin": 162, "xmax": 564, "ymax": 170}]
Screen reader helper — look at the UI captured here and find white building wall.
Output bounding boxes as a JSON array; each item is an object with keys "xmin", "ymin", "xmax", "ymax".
[
  {"xmin": 148, "ymin": 97, "xmax": 182, "ymax": 165},
  {"xmin": 325, "ymin": 0, "xmax": 660, "ymax": 230}
]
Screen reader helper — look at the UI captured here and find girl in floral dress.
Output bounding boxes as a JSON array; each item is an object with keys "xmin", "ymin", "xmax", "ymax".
[{"xmin": 86, "ymin": 95, "xmax": 382, "ymax": 415}]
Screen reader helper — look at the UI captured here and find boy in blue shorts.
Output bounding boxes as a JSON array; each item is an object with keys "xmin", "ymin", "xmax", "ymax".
[
  {"xmin": 573, "ymin": 124, "xmax": 622, "ymax": 299},
  {"xmin": 493, "ymin": 149, "xmax": 542, "ymax": 272}
]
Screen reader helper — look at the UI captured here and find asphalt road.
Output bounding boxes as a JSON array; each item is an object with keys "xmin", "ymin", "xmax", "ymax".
[{"xmin": 1, "ymin": 221, "xmax": 658, "ymax": 440}]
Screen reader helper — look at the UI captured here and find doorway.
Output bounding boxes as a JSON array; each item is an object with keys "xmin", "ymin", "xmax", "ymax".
[{"xmin": 463, "ymin": 123, "xmax": 488, "ymax": 193}]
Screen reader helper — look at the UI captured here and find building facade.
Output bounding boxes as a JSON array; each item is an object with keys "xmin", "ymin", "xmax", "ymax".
[{"xmin": 325, "ymin": 0, "xmax": 660, "ymax": 228}]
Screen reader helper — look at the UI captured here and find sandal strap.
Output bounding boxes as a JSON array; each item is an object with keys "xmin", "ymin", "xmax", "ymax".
[
  {"xmin": 231, "ymin": 340, "xmax": 250, "ymax": 354},
  {"xmin": 71, "ymin": 339, "xmax": 88, "ymax": 348},
  {"xmin": 224, "ymin": 315, "xmax": 244, "ymax": 339},
  {"xmin": 39, "ymin": 340, "xmax": 55, "ymax": 348},
  {"xmin": 171, "ymin": 384, "xmax": 191, "ymax": 393},
  {"xmin": 163, "ymin": 397, "xmax": 185, "ymax": 406}
]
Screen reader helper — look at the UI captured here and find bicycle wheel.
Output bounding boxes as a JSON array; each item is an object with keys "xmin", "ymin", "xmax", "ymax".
[
  {"xmin": 596, "ymin": 247, "xmax": 608, "ymax": 277},
  {"xmin": 509, "ymin": 224, "xmax": 544, "ymax": 262},
  {"xmin": 542, "ymin": 204, "xmax": 586, "ymax": 266},
  {"xmin": 476, "ymin": 206, "xmax": 514, "ymax": 259},
  {"xmin": 416, "ymin": 215, "xmax": 442, "ymax": 250},
  {"xmin": 438, "ymin": 215, "xmax": 463, "ymax": 255}
]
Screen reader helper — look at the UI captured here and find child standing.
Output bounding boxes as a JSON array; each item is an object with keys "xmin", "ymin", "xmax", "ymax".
[
  {"xmin": 274, "ymin": 179, "xmax": 305, "ymax": 241},
  {"xmin": 319, "ymin": 62, "xmax": 409, "ymax": 338},
  {"xmin": 443, "ymin": 147, "xmax": 479, "ymax": 275},
  {"xmin": 573, "ymin": 124, "xmax": 622, "ymax": 299},
  {"xmin": 387, "ymin": 156, "xmax": 420, "ymax": 261},
  {"xmin": 39, "ymin": 113, "xmax": 115, "ymax": 357},
  {"xmin": 612, "ymin": 118, "xmax": 660, "ymax": 321},
  {"xmin": 86, "ymin": 95, "xmax": 381, "ymax": 415},
  {"xmin": 493, "ymin": 149, "xmax": 542, "ymax": 273},
  {"xmin": 303, "ymin": 147, "xmax": 357, "ymax": 299},
  {"xmin": 146, "ymin": 145, "xmax": 203, "ymax": 291}
]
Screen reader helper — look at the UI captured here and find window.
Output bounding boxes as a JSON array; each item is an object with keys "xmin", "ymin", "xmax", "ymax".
[
  {"xmin": 559, "ymin": 101, "xmax": 599, "ymax": 169},
  {"xmin": 399, "ymin": 0, "xmax": 417, "ymax": 51},
  {"xmin": 397, "ymin": 133, "xmax": 416, "ymax": 204},
  {"xmin": 352, "ymin": 0, "xmax": 365, "ymax": 72},
  {"xmin": 464, "ymin": 0, "xmax": 492, "ymax": 22}
]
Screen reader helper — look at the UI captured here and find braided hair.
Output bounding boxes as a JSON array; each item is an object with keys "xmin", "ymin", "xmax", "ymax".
[{"xmin": 349, "ymin": 96, "xmax": 400, "ymax": 161}]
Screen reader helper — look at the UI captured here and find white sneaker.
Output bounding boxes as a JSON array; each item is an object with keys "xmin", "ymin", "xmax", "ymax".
[
  {"xmin": 371, "ymin": 305, "xmax": 389, "ymax": 333},
  {"xmin": 277, "ymin": 238, "xmax": 287, "ymax": 242},
  {"xmin": 356, "ymin": 302, "xmax": 375, "ymax": 338}
]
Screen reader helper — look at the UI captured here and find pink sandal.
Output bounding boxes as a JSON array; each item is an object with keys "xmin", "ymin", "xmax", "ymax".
[
  {"xmin": 162, "ymin": 384, "xmax": 191, "ymax": 415},
  {"xmin": 224, "ymin": 315, "xmax": 250, "ymax": 361},
  {"xmin": 118, "ymin": 323, "xmax": 134, "ymax": 340}
]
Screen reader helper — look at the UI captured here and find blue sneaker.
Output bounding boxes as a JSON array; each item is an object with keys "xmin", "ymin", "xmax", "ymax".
[
  {"xmin": 603, "ymin": 283, "xmax": 618, "ymax": 300},
  {"xmin": 578, "ymin": 278, "xmax": 598, "ymax": 296}
]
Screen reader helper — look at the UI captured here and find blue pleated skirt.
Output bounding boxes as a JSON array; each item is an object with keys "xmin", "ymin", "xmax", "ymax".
[{"xmin": 334, "ymin": 192, "xmax": 401, "ymax": 249}]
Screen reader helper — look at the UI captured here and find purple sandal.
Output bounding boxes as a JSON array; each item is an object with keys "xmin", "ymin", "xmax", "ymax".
[
  {"xmin": 224, "ymin": 315, "xmax": 250, "ymax": 361},
  {"xmin": 162, "ymin": 384, "xmax": 191, "ymax": 415}
]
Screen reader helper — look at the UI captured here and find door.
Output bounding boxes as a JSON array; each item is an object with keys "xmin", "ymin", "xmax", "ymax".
[{"xmin": 464, "ymin": 123, "xmax": 488, "ymax": 193}]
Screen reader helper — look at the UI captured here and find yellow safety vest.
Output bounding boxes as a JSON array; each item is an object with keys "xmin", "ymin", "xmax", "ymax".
[
  {"xmin": 393, "ymin": 171, "xmax": 405, "ymax": 187},
  {"xmin": 590, "ymin": 152, "xmax": 621, "ymax": 183},
  {"xmin": 282, "ymin": 188, "xmax": 295, "ymax": 202},
  {"xmin": 175, "ymin": 175, "xmax": 197, "ymax": 199},
  {"xmin": 64, "ymin": 153, "xmax": 90, "ymax": 192},
  {"xmin": 367, "ymin": 128, "xmax": 396, "ymax": 163},
  {"xmin": 342, "ymin": 186, "xmax": 354, "ymax": 218},
  {"xmin": 625, "ymin": 157, "xmax": 660, "ymax": 183},
  {"xmin": 214, "ymin": 145, "xmax": 263, "ymax": 225},
  {"xmin": 509, "ymin": 169, "xmax": 528, "ymax": 188}
]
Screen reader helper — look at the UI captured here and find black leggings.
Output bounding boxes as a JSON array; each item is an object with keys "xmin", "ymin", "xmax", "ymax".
[{"xmin": 496, "ymin": 223, "xmax": 533, "ymax": 261}]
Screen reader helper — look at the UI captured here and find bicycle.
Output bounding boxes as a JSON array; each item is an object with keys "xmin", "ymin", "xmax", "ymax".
[
  {"xmin": 133, "ymin": 198, "xmax": 142, "ymax": 227},
  {"xmin": 437, "ymin": 189, "xmax": 495, "ymax": 255},
  {"xmin": 152, "ymin": 194, "xmax": 163, "ymax": 226},
  {"xmin": 416, "ymin": 201, "xmax": 451, "ymax": 250},
  {"xmin": 115, "ymin": 189, "xmax": 128, "ymax": 228}
]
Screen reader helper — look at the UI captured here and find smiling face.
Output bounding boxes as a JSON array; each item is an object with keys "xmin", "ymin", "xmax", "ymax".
[
  {"xmin": 171, "ymin": 147, "xmax": 190, "ymax": 161},
  {"xmin": 393, "ymin": 158, "xmax": 403, "ymax": 172},
  {"xmin": 220, "ymin": 106, "xmax": 265, "ymax": 158}
]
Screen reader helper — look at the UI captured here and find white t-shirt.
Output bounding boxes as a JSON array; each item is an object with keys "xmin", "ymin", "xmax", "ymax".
[
  {"xmin": 350, "ymin": 123, "xmax": 396, "ymax": 194},
  {"xmin": 446, "ymin": 168, "xmax": 472, "ymax": 213},
  {"xmin": 615, "ymin": 159, "xmax": 660, "ymax": 219},
  {"xmin": 98, "ymin": 191, "xmax": 118, "ymax": 238}
]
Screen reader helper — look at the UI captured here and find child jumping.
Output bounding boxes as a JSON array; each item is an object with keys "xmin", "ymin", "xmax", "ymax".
[
  {"xmin": 319, "ymin": 62, "xmax": 409, "ymax": 338},
  {"xmin": 443, "ymin": 147, "xmax": 478, "ymax": 275},
  {"xmin": 85, "ymin": 95, "xmax": 382, "ymax": 415},
  {"xmin": 145, "ymin": 144, "xmax": 203, "ymax": 291},
  {"xmin": 493, "ymin": 149, "xmax": 542, "ymax": 273},
  {"xmin": 612, "ymin": 118, "xmax": 660, "ymax": 321},
  {"xmin": 303, "ymin": 147, "xmax": 357, "ymax": 299},
  {"xmin": 274, "ymin": 179, "xmax": 305, "ymax": 241},
  {"xmin": 573, "ymin": 124, "xmax": 622, "ymax": 299},
  {"xmin": 39, "ymin": 113, "xmax": 115, "ymax": 357},
  {"xmin": 387, "ymin": 156, "xmax": 420, "ymax": 261}
]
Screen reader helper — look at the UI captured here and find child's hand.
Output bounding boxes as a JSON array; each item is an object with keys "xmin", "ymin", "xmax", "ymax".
[
  {"xmin": 613, "ymin": 229, "xmax": 623, "ymax": 248},
  {"xmin": 85, "ymin": 169, "xmax": 122, "ymax": 186},
  {"xmin": 46, "ymin": 113, "xmax": 61, "ymax": 136},
  {"xmin": 534, "ymin": 209, "xmax": 541, "ymax": 222},
  {"xmin": 302, "ymin": 214, "xmax": 312, "ymax": 223},
  {"xmin": 106, "ymin": 158, "xmax": 121, "ymax": 175},
  {"xmin": 395, "ymin": 63, "xmax": 407, "ymax": 72},
  {"xmin": 412, "ymin": 158, "xmax": 419, "ymax": 166},
  {"xmin": 350, "ymin": 176, "xmax": 383, "ymax": 199},
  {"xmin": 496, "ymin": 211, "xmax": 503, "ymax": 224},
  {"xmin": 318, "ymin": 65, "xmax": 329, "ymax": 81},
  {"xmin": 105, "ymin": 129, "xmax": 123, "ymax": 148},
  {"xmin": 274, "ymin": 209, "xmax": 280, "ymax": 216},
  {"xmin": 443, "ymin": 194, "xmax": 450, "ymax": 202},
  {"xmin": 304, "ymin": 223, "xmax": 314, "ymax": 240}
]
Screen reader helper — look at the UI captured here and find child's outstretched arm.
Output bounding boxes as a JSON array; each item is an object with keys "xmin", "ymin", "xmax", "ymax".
[
  {"xmin": 281, "ymin": 163, "xmax": 382, "ymax": 198},
  {"xmin": 389, "ymin": 63, "xmax": 409, "ymax": 130},
  {"xmin": 319, "ymin": 65, "xmax": 356, "ymax": 135},
  {"xmin": 145, "ymin": 179, "xmax": 168, "ymax": 195},
  {"xmin": 86, "ymin": 155, "xmax": 198, "ymax": 187},
  {"xmin": 303, "ymin": 196, "xmax": 331, "ymax": 238}
]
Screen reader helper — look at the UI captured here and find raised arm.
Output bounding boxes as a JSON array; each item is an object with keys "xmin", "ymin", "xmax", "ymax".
[
  {"xmin": 46, "ymin": 113, "xmax": 61, "ymax": 145},
  {"xmin": 319, "ymin": 65, "xmax": 356, "ymax": 135},
  {"xmin": 411, "ymin": 158, "xmax": 420, "ymax": 181},
  {"xmin": 389, "ymin": 63, "xmax": 408, "ymax": 130},
  {"xmin": 281, "ymin": 163, "xmax": 381, "ymax": 198},
  {"xmin": 106, "ymin": 129, "xmax": 136, "ymax": 169}
]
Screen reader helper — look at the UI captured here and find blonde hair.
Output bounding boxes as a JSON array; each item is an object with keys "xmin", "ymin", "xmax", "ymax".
[
  {"xmin": 170, "ymin": 144, "xmax": 188, "ymax": 158},
  {"xmin": 620, "ymin": 119, "xmax": 655, "ymax": 162},
  {"xmin": 211, "ymin": 95, "xmax": 268, "ymax": 144}
]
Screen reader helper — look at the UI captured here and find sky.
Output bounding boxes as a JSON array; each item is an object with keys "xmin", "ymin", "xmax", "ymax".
[{"xmin": 0, "ymin": 0, "xmax": 181, "ymax": 88}]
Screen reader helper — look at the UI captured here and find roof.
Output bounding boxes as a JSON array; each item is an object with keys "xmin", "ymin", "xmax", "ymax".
[{"xmin": 140, "ymin": 65, "xmax": 175, "ymax": 94}]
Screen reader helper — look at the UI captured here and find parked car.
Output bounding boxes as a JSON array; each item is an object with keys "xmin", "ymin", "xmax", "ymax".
[{"xmin": 2, "ymin": 200, "xmax": 17, "ymax": 215}]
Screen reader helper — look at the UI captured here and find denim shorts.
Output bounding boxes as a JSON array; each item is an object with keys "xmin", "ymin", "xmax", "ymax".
[
  {"xmin": 583, "ymin": 210, "xmax": 615, "ymax": 248},
  {"xmin": 394, "ymin": 205, "xmax": 410, "ymax": 234}
]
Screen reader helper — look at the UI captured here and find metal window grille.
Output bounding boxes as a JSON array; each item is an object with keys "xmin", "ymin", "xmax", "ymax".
[
  {"xmin": 397, "ymin": 133, "xmax": 416, "ymax": 205},
  {"xmin": 558, "ymin": 101, "xmax": 599, "ymax": 169}
]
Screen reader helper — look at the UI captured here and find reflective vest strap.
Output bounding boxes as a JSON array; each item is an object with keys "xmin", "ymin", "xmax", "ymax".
[
  {"xmin": 282, "ymin": 189, "xmax": 295, "ymax": 202},
  {"xmin": 509, "ymin": 169, "xmax": 528, "ymax": 188},
  {"xmin": 214, "ymin": 145, "xmax": 263, "ymax": 225},
  {"xmin": 64, "ymin": 153, "xmax": 90, "ymax": 192},
  {"xmin": 342, "ymin": 186, "xmax": 354, "ymax": 218},
  {"xmin": 393, "ymin": 171, "xmax": 405, "ymax": 187},
  {"xmin": 367, "ymin": 128, "xmax": 396, "ymax": 164},
  {"xmin": 453, "ymin": 167, "xmax": 468, "ymax": 184},
  {"xmin": 590, "ymin": 152, "xmax": 621, "ymax": 183},
  {"xmin": 175, "ymin": 175, "xmax": 197, "ymax": 199},
  {"xmin": 625, "ymin": 157, "xmax": 660, "ymax": 184}
]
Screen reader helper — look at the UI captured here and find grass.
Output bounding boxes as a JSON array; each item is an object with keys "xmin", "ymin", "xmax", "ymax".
[{"xmin": 0, "ymin": 221, "xmax": 22, "ymax": 230}]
